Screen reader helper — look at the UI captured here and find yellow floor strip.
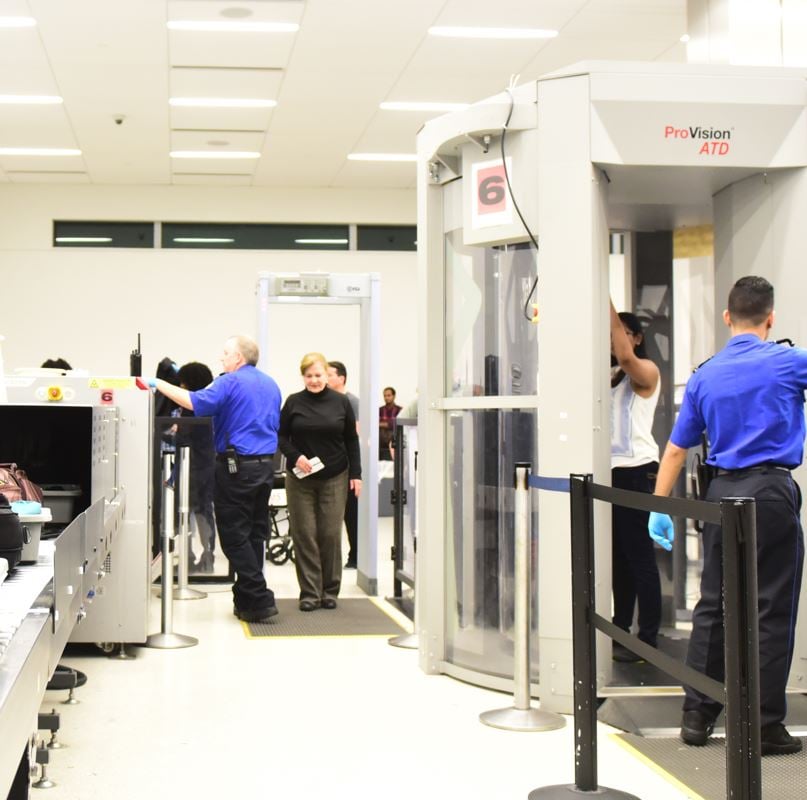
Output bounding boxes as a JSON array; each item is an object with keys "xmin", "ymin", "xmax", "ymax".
[{"xmin": 609, "ymin": 732, "xmax": 707, "ymax": 800}]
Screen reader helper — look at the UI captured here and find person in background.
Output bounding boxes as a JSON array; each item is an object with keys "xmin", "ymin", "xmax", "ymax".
[
  {"xmin": 651, "ymin": 276, "xmax": 806, "ymax": 755},
  {"xmin": 280, "ymin": 353, "xmax": 361, "ymax": 611},
  {"xmin": 609, "ymin": 302, "xmax": 662, "ymax": 663},
  {"xmin": 327, "ymin": 360, "xmax": 360, "ymax": 569},
  {"xmin": 150, "ymin": 336, "xmax": 282, "ymax": 624},
  {"xmin": 154, "ymin": 357, "xmax": 180, "ymax": 418},
  {"xmin": 378, "ymin": 386, "xmax": 402, "ymax": 460},
  {"xmin": 175, "ymin": 361, "xmax": 216, "ymax": 573}
]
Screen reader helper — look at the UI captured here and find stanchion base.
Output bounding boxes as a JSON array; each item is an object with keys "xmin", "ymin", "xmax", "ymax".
[
  {"xmin": 528, "ymin": 785, "xmax": 641, "ymax": 799},
  {"xmin": 111, "ymin": 644, "xmax": 135, "ymax": 660},
  {"xmin": 145, "ymin": 632, "xmax": 198, "ymax": 649},
  {"xmin": 388, "ymin": 632, "xmax": 418, "ymax": 649},
  {"xmin": 173, "ymin": 588, "xmax": 207, "ymax": 600},
  {"xmin": 479, "ymin": 706, "xmax": 566, "ymax": 732}
]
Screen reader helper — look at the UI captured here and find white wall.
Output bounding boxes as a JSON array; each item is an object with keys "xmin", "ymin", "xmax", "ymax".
[{"xmin": 0, "ymin": 184, "xmax": 418, "ymax": 408}]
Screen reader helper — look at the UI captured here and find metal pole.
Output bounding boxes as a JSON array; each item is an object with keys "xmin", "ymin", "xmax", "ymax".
[
  {"xmin": 721, "ymin": 498, "xmax": 762, "ymax": 800},
  {"xmin": 530, "ymin": 474, "xmax": 640, "ymax": 800},
  {"xmin": 480, "ymin": 463, "xmax": 565, "ymax": 732},
  {"xmin": 174, "ymin": 446, "xmax": 206, "ymax": 600},
  {"xmin": 389, "ymin": 424, "xmax": 417, "ymax": 649},
  {"xmin": 146, "ymin": 454, "xmax": 198, "ymax": 649}
]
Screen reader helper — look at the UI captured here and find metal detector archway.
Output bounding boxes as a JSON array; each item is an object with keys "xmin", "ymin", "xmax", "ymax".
[{"xmin": 256, "ymin": 271, "xmax": 381, "ymax": 594}]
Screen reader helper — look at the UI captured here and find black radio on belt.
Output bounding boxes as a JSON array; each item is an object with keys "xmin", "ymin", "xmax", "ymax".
[{"xmin": 224, "ymin": 445, "xmax": 239, "ymax": 475}]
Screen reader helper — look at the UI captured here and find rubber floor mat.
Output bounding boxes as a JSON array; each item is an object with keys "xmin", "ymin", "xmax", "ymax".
[{"xmin": 244, "ymin": 597, "xmax": 408, "ymax": 638}]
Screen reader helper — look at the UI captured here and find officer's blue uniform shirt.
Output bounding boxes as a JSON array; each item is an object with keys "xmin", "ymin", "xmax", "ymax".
[
  {"xmin": 190, "ymin": 364, "xmax": 281, "ymax": 455},
  {"xmin": 671, "ymin": 333, "xmax": 807, "ymax": 469}
]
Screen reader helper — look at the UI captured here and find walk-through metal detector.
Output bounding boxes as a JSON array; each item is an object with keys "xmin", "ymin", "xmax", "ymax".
[
  {"xmin": 417, "ymin": 61, "xmax": 807, "ymax": 714},
  {"xmin": 256, "ymin": 271, "xmax": 381, "ymax": 594}
]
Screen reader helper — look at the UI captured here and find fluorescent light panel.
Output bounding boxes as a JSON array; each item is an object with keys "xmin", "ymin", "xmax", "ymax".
[
  {"xmin": 380, "ymin": 101, "xmax": 469, "ymax": 112},
  {"xmin": 348, "ymin": 153, "xmax": 417, "ymax": 163},
  {"xmin": 428, "ymin": 25, "xmax": 557, "ymax": 39},
  {"xmin": 55, "ymin": 237, "xmax": 112, "ymax": 243},
  {"xmin": 0, "ymin": 147, "xmax": 81, "ymax": 156},
  {"xmin": 173, "ymin": 237, "xmax": 235, "ymax": 243},
  {"xmin": 294, "ymin": 239, "xmax": 349, "ymax": 245},
  {"xmin": 167, "ymin": 20, "xmax": 299, "ymax": 33},
  {"xmin": 169, "ymin": 97, "xmax": 276, "ymax": 108},
  {"xmin": 169, "ymin": 151, "xmax": 260, "ymax": 159},
  {"xmin": 0, "ymin": 17, "xmax": 36, "ymax": 28},
  {"xmin": 0, "ymin": 95, "xmax": 62, "ymax": 105}
]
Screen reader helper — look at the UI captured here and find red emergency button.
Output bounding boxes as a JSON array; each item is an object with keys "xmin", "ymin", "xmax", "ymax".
[{"xmin": 47, "ymin": 385, "xmax": 63, "ymax": 401}]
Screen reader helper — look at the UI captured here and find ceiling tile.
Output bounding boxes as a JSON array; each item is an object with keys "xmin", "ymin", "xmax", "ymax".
[
  {"xmin": 171, "ymin": 129, "xmax": 265, "ymax": 150},
  {"xmin": 170, "ymin": 106, "xmax": 273, "ymax": 131},
  {"xmin": 169, "ymin": 30, "xmax": 296, "ymax": 69},
  {"xmin": 0, "ymin": 154, "xmax": 86, "ymax": 172},
  {"xmin": 172, "ymin": 173, "xmax": 254, "ymax": 186},
  {"xmin": 0, "ymin": 106, "xmax": 76, "ymax": 146},
  {"xmin": 170, "ymin": 67, "xmax": 283, "ymax": 98},
  {"xmin": 169, "ymin": 157, "xmax": 258, "ymax": 175},
  {"xmin": 167, "ymin": 0, "xmax": 304, "ymax": 25},
  {"xmin": 436, "ymin": 0, "xmax": 588, "ymax": 29}
]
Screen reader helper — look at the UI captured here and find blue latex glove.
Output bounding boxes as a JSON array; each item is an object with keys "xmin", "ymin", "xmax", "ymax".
[
  {"xmin": 648, "ymin": 512, "xmax": 674, "ymax": 551},
  {"xmin": 144, "ymin": 377, "xmax": 158, "ymax": 388}
]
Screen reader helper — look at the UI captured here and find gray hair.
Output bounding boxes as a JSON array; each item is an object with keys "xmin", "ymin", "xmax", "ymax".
[{"xmin": 229, "ymin": 335, "xmax": 260, "ymax": 366}]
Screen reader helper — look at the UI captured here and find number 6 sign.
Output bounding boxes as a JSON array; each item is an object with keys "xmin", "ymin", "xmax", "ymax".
[{"xmin": 471, "ymin": 157, "xmax": 513, "ymax": 229}]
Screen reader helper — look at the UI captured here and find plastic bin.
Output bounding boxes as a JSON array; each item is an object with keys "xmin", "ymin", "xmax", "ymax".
[
  {"xmin": 19, "ymin": 507, "xmax": 53, "ymax": 563},
  {"xmin": 41, "ymin": 485, "xmax": 82, "ymax": 524}
]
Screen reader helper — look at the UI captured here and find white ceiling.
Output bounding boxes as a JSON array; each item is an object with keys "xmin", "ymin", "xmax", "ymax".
[{"xmin": 0, "ymin": 0, "xmax": 687, "ymax": 188}]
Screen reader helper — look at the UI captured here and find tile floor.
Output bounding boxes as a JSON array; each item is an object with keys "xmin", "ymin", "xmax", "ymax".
[{"xmin": 37, "ymin": 520, "xmax": 692, "ymax": 800}]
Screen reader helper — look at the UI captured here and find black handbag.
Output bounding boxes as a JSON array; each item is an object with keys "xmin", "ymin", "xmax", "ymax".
[{"xmin": 0, "ymin": 492, "xmax": 25, "ymax": 570}]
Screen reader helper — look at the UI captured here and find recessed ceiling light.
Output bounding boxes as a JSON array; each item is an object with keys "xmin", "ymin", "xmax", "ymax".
[
  {"xmin": 169, "ymin": 150, "xmax": 261, "ymax": 159},
  {"xmin": 0, "ymin": 17, "xmax": 36, "ymax": 28},
  {"xmin": 167, "ymin": 20, "xmax": 299, "ymax": 33},
  {"xmin": 380, "ymin": 101, "xmax": 470, "ymax": 112},
  {"xmin": 55, "ymin": 237, "xmax": 112, "ymax": 243},
  {"xmin": 0, "ymin": 147, "xmax": 81, "ymax": 156},
  {"xmin": 680, "ymin": 34, "xmax": 690, "ymax": 43},
  {"xmin": 294, "ymin": 239, "xmax": 349, "ymax": 245},
  {"xmin": 0, "ymin": 95, "xmax": 63, "ymax": 105},
  {"xmin": 348, "ymin": 153, "xmax": 417, "ymax": 162},
  {"xmin": 173, "ymin": 237, "xmax": 235, "ymax": 243},
  {"xmin": 169, "ymin": 97, "xmax": 277, "ymax": 108},
  {"xmin": 428, "ymin": 26, "xmax": 557, "ymax": 40}
]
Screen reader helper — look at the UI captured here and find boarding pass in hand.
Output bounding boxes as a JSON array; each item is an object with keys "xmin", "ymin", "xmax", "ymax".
[{"xmin": 293, "ymin": 457, "xmax": 325, "ymax": 479}]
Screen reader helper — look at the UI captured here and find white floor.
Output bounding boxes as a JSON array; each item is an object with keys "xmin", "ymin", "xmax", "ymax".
[{"xmin": 37, "ymin": 520, "xmax": 693, "ymax": 800}]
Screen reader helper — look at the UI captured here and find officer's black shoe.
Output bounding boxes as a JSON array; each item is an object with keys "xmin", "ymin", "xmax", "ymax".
[
  {"xmin": 612, "ymin": 642, "xmax": 643, "ymax": 663},
  {"xmin": 761, "ymin": 723, "xmax": 802, "ymax": 755},
  {"xmin": 299, "ymin": 600, "xmax": 319, "ymax": 612},
  {"xmin": 681, "ymin": 710, "xmax": 715, "ymax": 746},
  {"xmin": 234, "ymin": 606, "xmax": 279, "ymax": 623}
]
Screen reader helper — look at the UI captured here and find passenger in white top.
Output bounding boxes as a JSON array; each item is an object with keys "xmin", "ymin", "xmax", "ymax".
[{"xmin": 610, "ymin": 301, "xmax": 663, "ymax": 662}]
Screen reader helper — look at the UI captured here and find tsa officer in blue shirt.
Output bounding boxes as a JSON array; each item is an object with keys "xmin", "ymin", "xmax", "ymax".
[
  {"xmin": 151, "ymin": 335, "xmax": 282, "ymax": 623},
  {"xmin": 650, "ymin": 276, "xmax": 807, "ymax": 756}
]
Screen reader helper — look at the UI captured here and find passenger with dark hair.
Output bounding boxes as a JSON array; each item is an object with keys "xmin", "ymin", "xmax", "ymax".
[
  {"xmin": 609, "ymin": 301, "xmax": 662, "ymax": 663},
  {"xmin": 155, "ymin": 357, "xmax": 180, "ymax": 418},
  {"xmin": 176, "ymin": 362, "xmax": 216, "ymax": 572},
  {"xmin": 378, "ymin": 386, "xmax": 401, "ymax": 460},
  {"xmin": 653, "ymin": 275, "xmax": 807, "ymax": 755},
  {"xmin": 327, "ymin": 360, "xmax": 360, "ymax": 569},
  {"xmin": 40, "ymin": 358, "xmax": 72, "ymax": 370}
]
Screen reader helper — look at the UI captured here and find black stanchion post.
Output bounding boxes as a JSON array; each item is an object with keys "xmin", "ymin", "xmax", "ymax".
[
  {"xmin": 529, "ymin": 474, "xmax": 640, "ymax": 800},
  {"xmin": 721, "ymin": 498, "xmax": 762, "ymax": 800}
]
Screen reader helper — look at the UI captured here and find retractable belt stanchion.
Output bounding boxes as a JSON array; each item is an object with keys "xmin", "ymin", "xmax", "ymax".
[
  {"xmin": 480, "ymin": 463, "xmax": 565, "ymax": 732},
  {"xmin": 530, "ymin": 474, "xmax": 763, "ymax": 800},
  {"xmin": 390, "ymin": 422, "xmax": 417, "ymax": 649},
  {"xmin": 173, "ymin": 445, "xmax": 206, "ymax": 600},
  {"xmin": 146, "ymin": 454, "xmax": 198, "ymax": 649}
]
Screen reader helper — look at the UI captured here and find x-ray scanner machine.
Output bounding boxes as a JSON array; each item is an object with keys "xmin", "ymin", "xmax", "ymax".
[
  {"xmin": 416, "ymin": 61, "xmax": 807, "ymax": 714},
  {"xmin": 257, "ymin": 272, "xmax": 382, "ymax": 594}
]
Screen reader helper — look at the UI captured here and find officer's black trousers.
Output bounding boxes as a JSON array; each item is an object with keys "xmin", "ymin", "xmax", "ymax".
[
  {"xmin": 214, "ymin": 459, "xmax": 276, "ymax": 612},
  {"xmin": 684, "ymin": 468, "xmax": 804, "ymax": 726}
]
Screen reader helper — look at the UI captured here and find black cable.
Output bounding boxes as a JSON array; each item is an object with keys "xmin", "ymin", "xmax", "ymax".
[{"xmin": 500, "ymin": 88, "xmax": 540, "ymax": 321}]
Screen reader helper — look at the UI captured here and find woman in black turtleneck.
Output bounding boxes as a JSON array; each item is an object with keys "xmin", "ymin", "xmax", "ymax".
[{"xmin": 279, "ymin": 352, "xmax": 361, "ymax": 611}]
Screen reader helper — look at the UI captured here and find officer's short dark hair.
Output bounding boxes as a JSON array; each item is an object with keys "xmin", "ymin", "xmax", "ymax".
[
  {"xmin": 728, "ymin": 276, "xmax": 774, "ymax": 325},
  {"xmin": 329, "ymin": 360, "xmax": 347, "ymax": 381}
]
